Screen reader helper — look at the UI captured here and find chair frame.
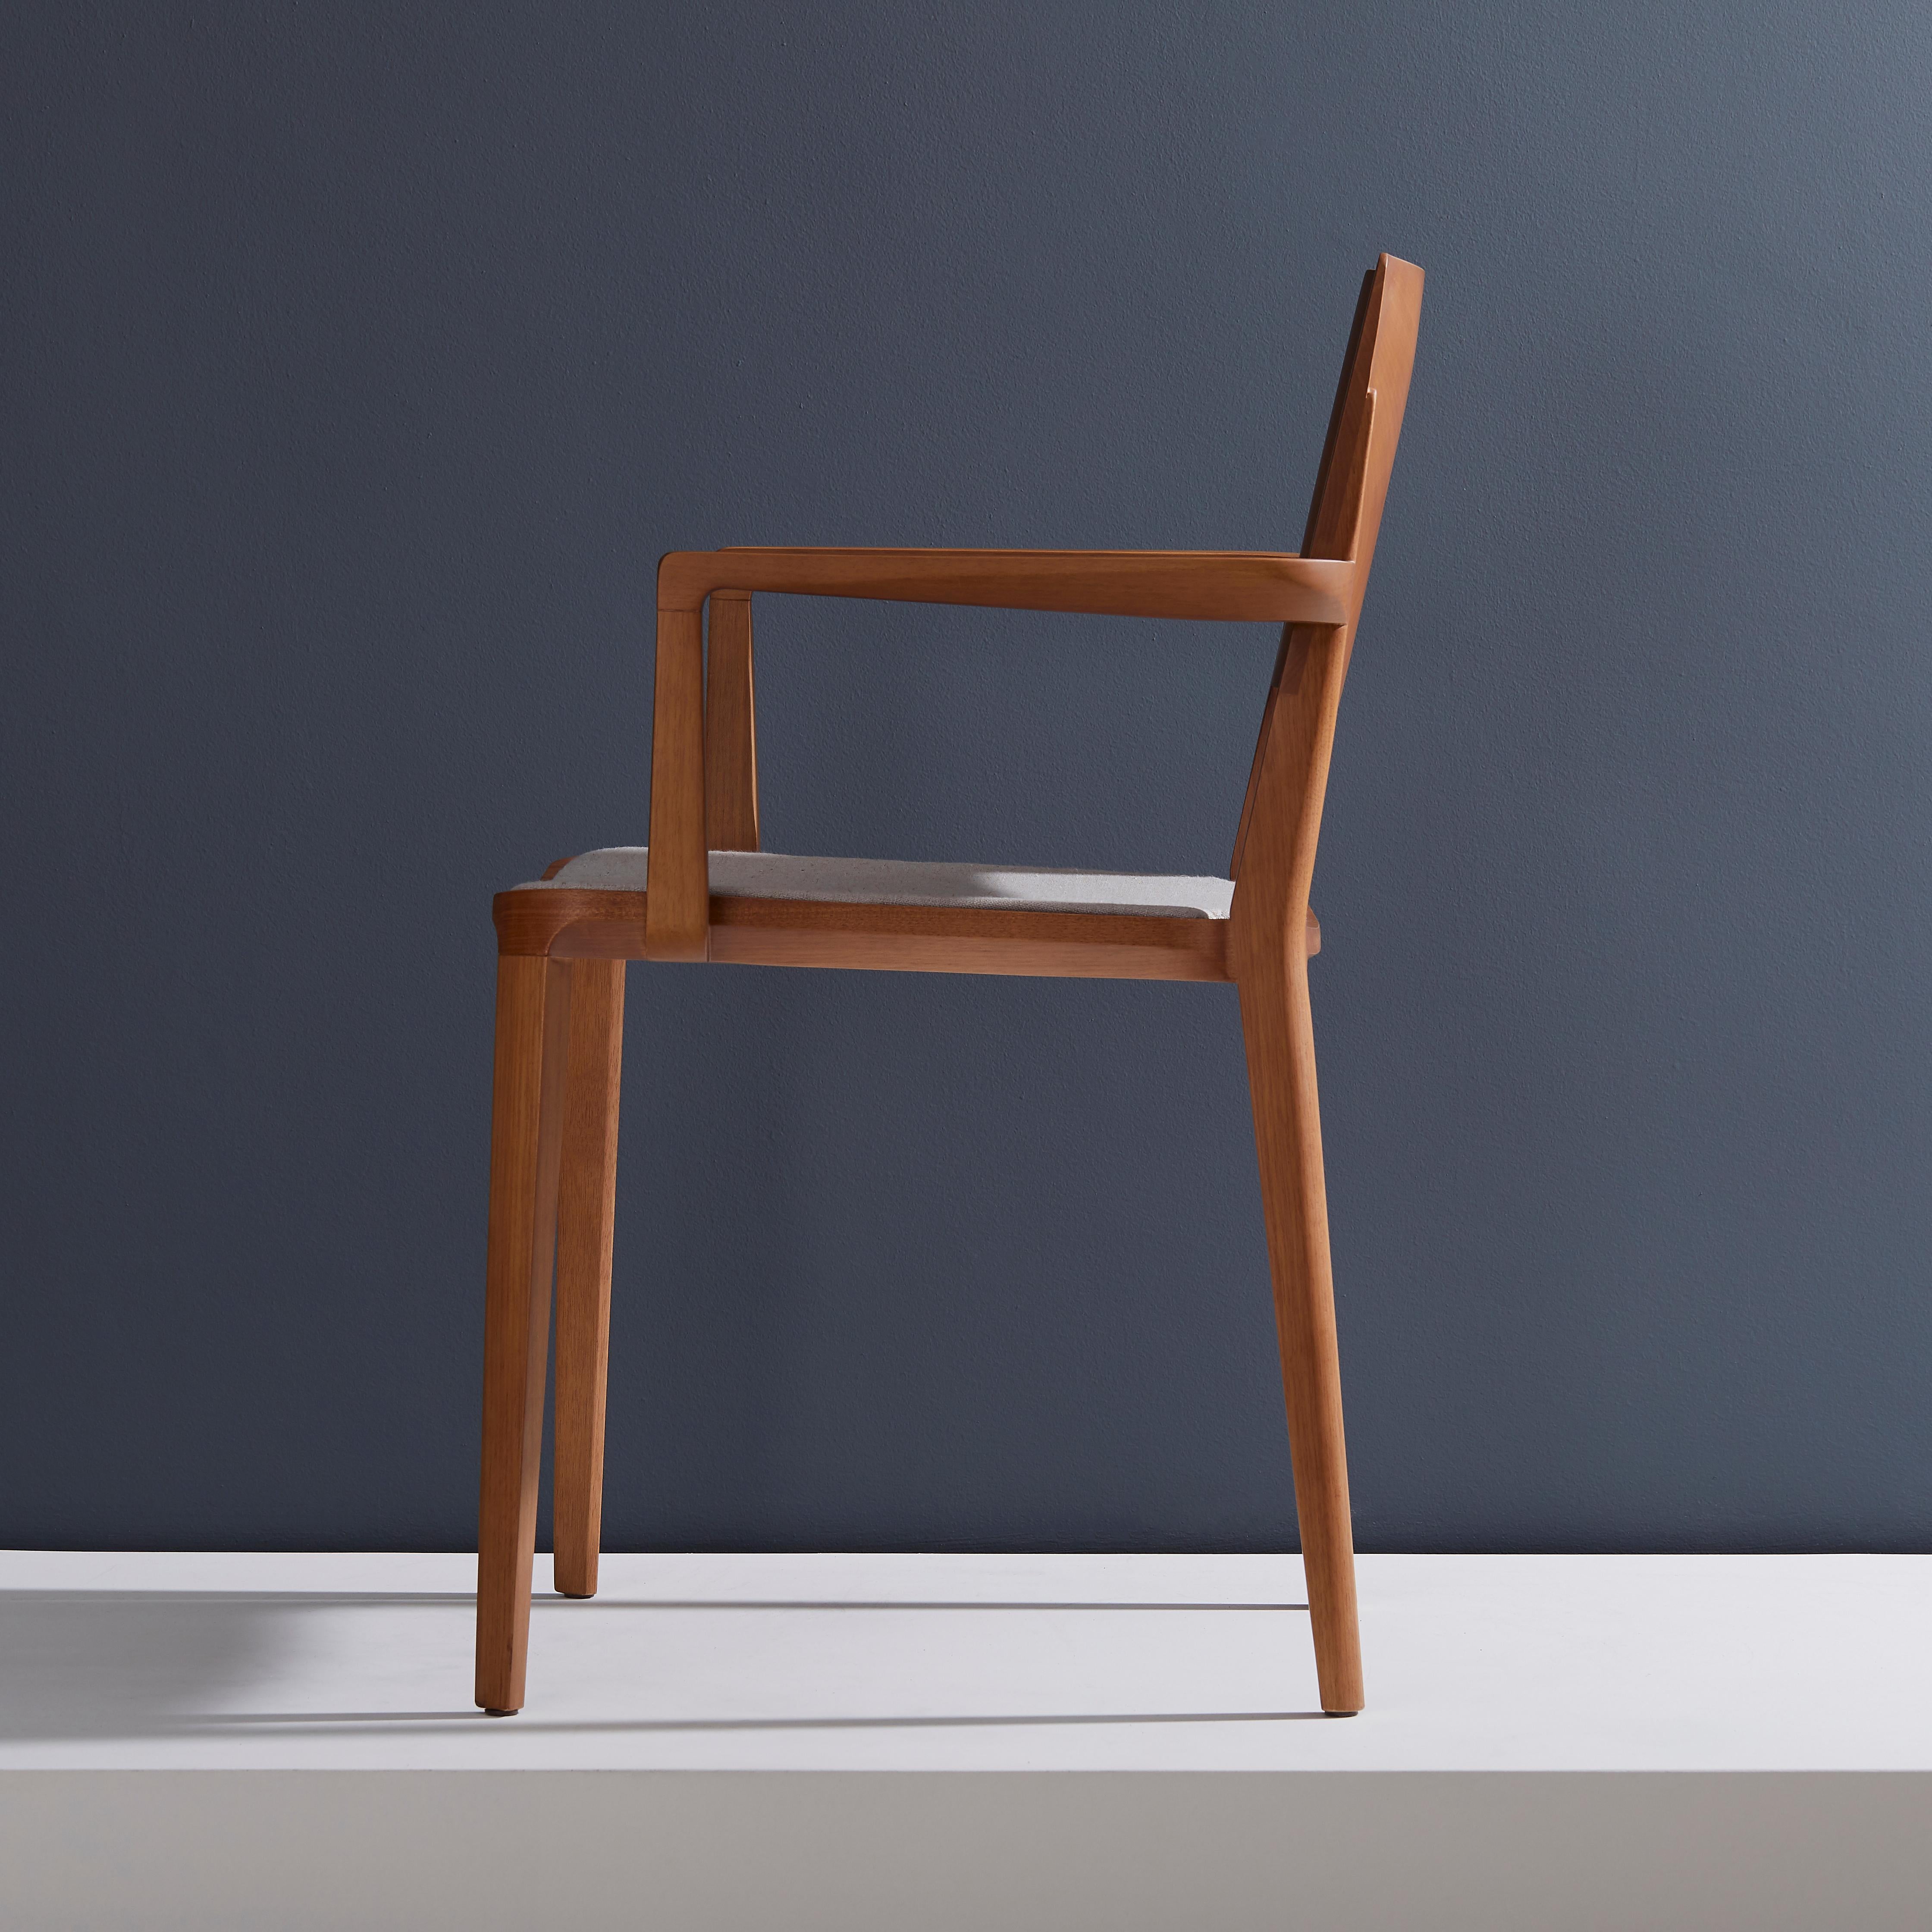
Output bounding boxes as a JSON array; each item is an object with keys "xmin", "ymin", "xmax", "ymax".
[{"xmin": 475, "ymin": 254, "xmax": 1423, "ymax": 1716}]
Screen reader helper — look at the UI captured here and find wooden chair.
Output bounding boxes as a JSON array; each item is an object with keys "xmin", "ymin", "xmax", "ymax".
[{"xmin": 476, "ymin": 253, "xmax": 1424, "ymax": 1716}]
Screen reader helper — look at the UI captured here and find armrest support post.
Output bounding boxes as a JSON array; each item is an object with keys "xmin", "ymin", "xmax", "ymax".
[
  {"xmin": 704, "ymin": 591, "xmax": 759, "ymax": 851},
  {"xmin": 642, "ymin": 606, "xmax": 709, "ymax": 961}
]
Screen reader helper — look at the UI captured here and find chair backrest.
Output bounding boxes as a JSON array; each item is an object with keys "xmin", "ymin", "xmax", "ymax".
[{"xmin": 1228, "ymin": 254, "xmax": 1423, "ymax": 939}]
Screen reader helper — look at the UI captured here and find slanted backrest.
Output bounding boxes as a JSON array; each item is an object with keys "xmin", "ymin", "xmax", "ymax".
[{"xmin": 1229, "ymin": 254, "xmax": 1423, "ymax": 934}]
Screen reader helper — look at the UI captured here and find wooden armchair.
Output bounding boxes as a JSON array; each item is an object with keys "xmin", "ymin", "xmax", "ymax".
[{"xmin": 476, "ymin": 254, "xmax": 1424, "ymax": 1716}]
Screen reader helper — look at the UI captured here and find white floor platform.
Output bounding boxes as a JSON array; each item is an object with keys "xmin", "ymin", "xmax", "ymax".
[{"xmin": 3, "ymin": 1551, "xmax": 1929, "ymax": 1928}]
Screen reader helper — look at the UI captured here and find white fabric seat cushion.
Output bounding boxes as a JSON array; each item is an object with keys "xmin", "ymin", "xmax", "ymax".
[{"xmin": 523, "ymin": 848, "xmax": 1234, "ymax": 920}]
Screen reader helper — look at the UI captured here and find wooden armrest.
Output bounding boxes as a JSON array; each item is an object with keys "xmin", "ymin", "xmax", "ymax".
[
  {"xmin": 656, "ymin": 548, "xmax": 1352, "ymax": 624},
  {"xmin": 644, "ymin": 546, "xmax": 1355, "ymax": 961}
]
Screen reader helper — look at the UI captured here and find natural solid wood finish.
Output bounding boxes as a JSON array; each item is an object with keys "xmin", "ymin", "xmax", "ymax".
[
  {"xmin": 643, "ymin": 606, "xmax": 708, "ymax": 962},
  {"xmin": 1225, "ymin": 254, "xmax": 1425, "ymax": 1711},
  {"xmin": 1238, "ymin": 941, "xmax": 1361, "ymax": 1712},
  {"xmin": 551, "ymin": 959, "xmax": 626, "ymax": 1600},
  {"xmin": 494, "ymin": 888, "xmax": 645, "ymax": 960},
  {"xmin": 704, "ymin": 592, "xmax": 759, "ymax": 851},
  {"xmin": 477, "ymin": 254, "xmax": 1420, "ymax": 1718},
  {"xmin": 475, "ymin": 953, "xmax": 572, "ymax": 1713},
  {"xmin": 1233, "ymin": 618, "xmax": 1364, "ymax": 1712},
  {"xmin": 709, "ymin": 897, "xmax": 1232, "ymax": 979},
  {"xmin": 1233, "ymin": 265, "xmax": 1380, "ymax": 882},
  {"xmin": 495, "ymin": 886, "xmax": 1319, "ymax": 977},
  {"xmin": 659, "ymin": 546, "xmax": 1352, "ymax": 623}
]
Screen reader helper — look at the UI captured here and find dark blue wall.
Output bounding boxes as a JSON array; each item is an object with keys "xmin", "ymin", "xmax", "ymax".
[{"xmin": 5, "ymin": 4, "xmax": 1930, "ymax": 1553}]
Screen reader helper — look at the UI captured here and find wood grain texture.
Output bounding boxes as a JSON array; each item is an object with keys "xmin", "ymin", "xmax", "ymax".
[
  {"xmin": 1228, "ymin": 619, "xmax": 1359, "ymax": 1716},
  {"xmin": 551, "ymin": 959, "xmax": 625, "ymax": 1601},
  {"xmin": 1230, "ymin": 257, "xmax": 1421, "ymax": 951},
  {"xmin": 707, "ymin": 897, "xmax": 1234, "ymax": 979},
  {"xmin": 1238, "ymin": 944, "xmax": 1361, "ymax": 1714},
  {"xmin": 475, "ymin": 954, "xmax": 572, "ymax": 1714},
  {"xmin": 643, "ymin": 606, "xmax": 708, "ymax": 961},
  {"xmin": 1222, "ymin": 254, "xmax": 1425, "ymax": 1714},
  {"xmin": 1232, "ymin": 257, "xmax": 1420, "ymax": 883},
  {"xmin": 494, "ymin": 886, "xmax": 1315, "ymax": 977},
  {"xmin": 495, "ymin": 889, "xmax": 645, "ymax": 960},
  {"xmin": 656, "ymin": 547, "xmax": 1352, "ymax": 622},
  {"xmin": 704, "ymin": 592, "xmax": 759, "ymax": 851}
]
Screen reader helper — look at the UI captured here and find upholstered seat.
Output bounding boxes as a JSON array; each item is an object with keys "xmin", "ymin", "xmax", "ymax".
[{"xmin": 524, "ymin": 848, "xmax": 1235, "ymax": 920}]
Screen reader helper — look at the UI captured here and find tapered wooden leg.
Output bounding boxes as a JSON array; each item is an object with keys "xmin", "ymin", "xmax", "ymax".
[
  {"xmin": 552, "ymin": 959, "xmax": 626, "ymax": 1599},
  {"xmin": 476, "ymin": 953, "xmax": 572, "ymax": 1713},
  {"xmin": 1237, "ymin": 944, "xmax": 1364, "ymax": 1714}
]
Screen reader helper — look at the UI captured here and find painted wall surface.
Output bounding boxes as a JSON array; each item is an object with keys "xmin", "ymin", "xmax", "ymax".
[{"xmin": 4, "ymin": 5, "xmax": 1929, "ymax": 1552}]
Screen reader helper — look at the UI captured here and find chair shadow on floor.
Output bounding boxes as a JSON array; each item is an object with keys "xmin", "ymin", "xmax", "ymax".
[
  {"xmin": 0, "ymin": 1591, "xmax": 1323, "ymax": 1740},
  {"xmin": 0, "ymin": 1591, "xmax": 469, "ymax": 1741}
]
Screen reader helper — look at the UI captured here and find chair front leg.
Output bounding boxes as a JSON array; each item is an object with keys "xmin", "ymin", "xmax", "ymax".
[
  {"xmin": 552, "ymin": 958, "xmax": 626, "ymax": 1599},
  {"xmin": 1237, "ymin": 942, "xmax": 1364, "ymax": 1715},
  {"xmin": 476, "ymin": 953, "xmax": 572, "ymax": 1713}
]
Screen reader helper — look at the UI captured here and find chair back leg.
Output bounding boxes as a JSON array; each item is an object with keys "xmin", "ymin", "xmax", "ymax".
[
  {"xmin": 552, "ymin": 959, "xmax": 627, "ymax": 1598},
  {"xmin": 1237, "ymin": 947, "xmax": 1364, "ymax": 1714},
  {"xmin": 475, "ymin": 955, "xmax": 573, "ymax": 1713}
]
